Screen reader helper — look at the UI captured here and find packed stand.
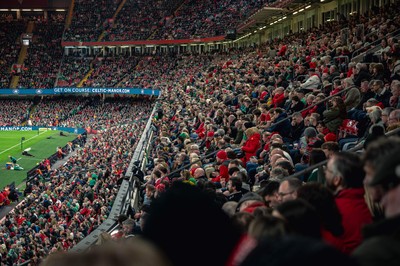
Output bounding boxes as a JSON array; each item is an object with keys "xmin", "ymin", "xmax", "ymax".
[
  {"xmin": 104, "ymin": 0, "xmax": 184, "ymax": 41},
  {"xmin": 56, "ymin": 57, "xmax": 92, "ymax": 87},
  {"xmin": 0, "ymin": 98, "xmax": 154, "ymax": 265},
  {"xmin": 29, "ymin": 97, "xmax": 89, "ymax": 127},
  {"xmin": 153, "ymin": 0, "xmax": 270, "ymax": 40},
  {"xmin": 84, "ymin": 56, "xmax": 140, "ymax": 87},
  {"xmin": 64, "ymin": 0, "xmax": 121, "ymax": 42},
  {"xmin": 99, "ymin": 3, "xmax": 400, "ymax": 266},
  {"xmin": 0, "ymin": 100, "xmax": 32, "ymax": 126},
  {"xmin": 18, "ymin": 20, "xmax": 65, "ymax": 89},
  {"xmin": 0, "ymin": 19, "xmax": 26, "ymax": 88},
  {"xmin": 59, "ymin": 97, "xmax": 150, "ymax": 130},
  {"xmin": 1, "ymin": 2, "xmax": 400, "ymax": 266}
]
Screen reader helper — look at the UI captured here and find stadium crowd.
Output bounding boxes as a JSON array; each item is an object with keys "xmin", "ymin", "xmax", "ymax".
[
  {"xmin": 18, "ymin": 18, "xmax": 65, "ymax": 89},
  {"xmin": 55, "ymin": 57, "xmax": 92, "ymax": 87},
  {"xmin": 66, "ymin": 0, "xmax": 272, "ymax": 42},
  {"xmin": 84, "ymin": 56, "xmax": 141, "ymax": 87},
  {"xmin": 103, "ymin": 0, "xmax": 183, "ymax": 41},
  {"xmin": 64, "ymin": 0, "xmax": 122, "ymax": 42},
  {"xmin": 0, "ymin": 100, "xmax": 32, "ymax": 126},
  {"xmin": 29, "ymin": 97, "xmax": 89, "ymax": 127},
  {"xmin": 0, "ymin": 1, "xmax": 400, "ymax": 266},
  {"xmin": 0, "ymin": 98, "xmax": 153, "ymax": 265},
  {"xmin": 153, "ymin": 0, "xmax": 270, "ymax": 40},
  {"xmin": 0, "ymin": 19, "xmax": 26, "ymax": 88}
]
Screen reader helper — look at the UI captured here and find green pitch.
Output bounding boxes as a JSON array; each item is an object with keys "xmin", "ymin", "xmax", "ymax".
[{"xmin": 0, "ymin": 130, "xmax": 77, "ymax": 189}]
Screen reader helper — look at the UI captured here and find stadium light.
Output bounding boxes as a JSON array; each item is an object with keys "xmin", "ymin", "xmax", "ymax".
[
  {"xmin": 33, "ymin": 9, "xmax": 43, "ymax": 11},
  {"xmin": 299, "ymin": 8, "xmax": 304, "ymax": 12},
  {"xmin": 56, "ymin": 9, "xmax": 66, "ymax": 11},
  {"xmin": 305, "ymin": 5, "xmax": 311, "ymax": 9},
  {"xmin": 293, "ymin": 11, "xmax": 298, "ymax": 15}
]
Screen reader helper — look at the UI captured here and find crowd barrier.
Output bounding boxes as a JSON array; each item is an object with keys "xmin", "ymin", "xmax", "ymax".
[{"xmin": 69, "ymin": 103, "xmax": 158, "ymax": 252}]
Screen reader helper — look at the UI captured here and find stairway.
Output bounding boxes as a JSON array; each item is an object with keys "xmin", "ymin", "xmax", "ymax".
[
  {"xmin": 10, "ymin": 21, "xmax": 35, "ymax": 89},
  {"xmin": 147, "ymin": 0, "xmax": 186, "ymax": 40},
  {"xmin": 65, "ymin": 0, "xmax": 75, "ymax": 29},
  {"xmin": 97, "ymin": 0, "xmax": 127, "ymax": 42},
  {"xmin": 77, "ymin": 68, "xmax": 93, "ymax": 87}
]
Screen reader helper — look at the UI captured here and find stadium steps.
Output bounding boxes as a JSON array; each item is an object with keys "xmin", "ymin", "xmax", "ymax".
[
  {"xmin": 65, "ymin": 0, "xmax": 75, "ymax": 29},
  {"xmin": 77, "ymin": 68, "xmax": 94, "ymax": 87},
  {"xmin": 147, "ymin": 0, "xmax": 186, "ymax": 40},
  {"xmin": 97, "ymin": 0, "xmax": 127, "ymax": 42},
  {"xmin": 10, "ymin": 21, "xmax": 35, "ymax": 89}
]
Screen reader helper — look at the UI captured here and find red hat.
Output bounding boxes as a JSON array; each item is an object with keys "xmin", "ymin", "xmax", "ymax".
[
  {"xmin": 216, "ymin": 150, "xmax": 228, "ymax": 160},
  {"xmin": 324, "ymin": 133, "xmax": 337, "ymax": 142},
  {"xmin": 207, "ymin": 131, "xmax": 214, "ymax": 138}
]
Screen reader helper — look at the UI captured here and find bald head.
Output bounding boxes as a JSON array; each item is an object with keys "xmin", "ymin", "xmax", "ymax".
[{"xmin": 194, "ymin": 168, "xmax": 205, "ymax": 178}]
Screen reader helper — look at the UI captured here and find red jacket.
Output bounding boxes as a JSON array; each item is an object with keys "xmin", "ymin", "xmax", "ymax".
[
  {"xmin": 241, "ymin": 133, "xmax": 261, "ymax": 162},
  {"xmin": 334, "ymin": 188, "xmax": 372, "ymax": 254},
  {"xmin": 272, "ymin": 92, "xmax": 285, "ymax": 107},
  {"xmin": 301, "ymin": 103, "xmax": 316, "ymax": 117}
]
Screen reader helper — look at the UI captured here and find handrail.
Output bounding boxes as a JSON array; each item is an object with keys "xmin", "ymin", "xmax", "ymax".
[
  {"xmin": 266, "ymin": 85, "xmax": 355, "ymax": 131},
  {"xmin": 287, "ymin": 127, "xmax": 400, "ymax": 180},
  {"xmin": 351, "ymin": 28, "xmax": 400, "ymax": 61}
]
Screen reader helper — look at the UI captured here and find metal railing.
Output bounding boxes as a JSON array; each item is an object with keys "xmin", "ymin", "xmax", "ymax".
[
  {"xmin": 287, "ymin": 127, "xmax": 400, "ymax": 180},
  {"xmin": 351, "ymin": 28, "xmax": 400, "ymax": 62}
]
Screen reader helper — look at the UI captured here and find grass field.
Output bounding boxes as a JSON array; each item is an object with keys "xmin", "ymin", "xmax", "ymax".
[{"xmin": 0, "ymin": 130, "xmax": 77, "ymax": 189}]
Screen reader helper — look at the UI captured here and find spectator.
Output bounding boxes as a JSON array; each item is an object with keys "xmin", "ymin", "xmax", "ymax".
[{"xmin": 324, "ymin": 152, "xmax": 373, "ymax": 253}]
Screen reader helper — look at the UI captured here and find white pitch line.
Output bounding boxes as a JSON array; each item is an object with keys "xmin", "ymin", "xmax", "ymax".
[{"xmin": 0, "ymin": 130, "xmax": 48, "ymax": 156}]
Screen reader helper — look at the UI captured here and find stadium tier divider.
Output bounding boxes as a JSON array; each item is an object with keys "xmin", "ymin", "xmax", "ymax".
[{"xmin": 351, "ymin": 27, "xmax": 400, "ymax": 63}]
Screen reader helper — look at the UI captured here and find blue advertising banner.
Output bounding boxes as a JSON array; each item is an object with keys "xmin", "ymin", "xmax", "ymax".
[
  {"xmin": 0, "ymin": 126, "xmax": 85, "ymax": 134},
  {"xmin": 0, "ymin": 88, "xmax": 160, "ymax": 96}
]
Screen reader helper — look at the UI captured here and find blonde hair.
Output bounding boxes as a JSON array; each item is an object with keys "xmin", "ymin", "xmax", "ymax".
[{"xmin": 245, "ymin": 127, "xmax": 260, "ymax": 138}]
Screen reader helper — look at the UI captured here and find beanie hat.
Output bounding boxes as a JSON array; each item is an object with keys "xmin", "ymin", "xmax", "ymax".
[
  {"xmin": 324, "ymin": 133, "xmax": 337, "ymax": 142},
  {"xmin": 236, "ymin": 192, "xmax": 264, "ymax": 212},
  {"xmin": 207, "ymin": 131, "xmax": 215, "ymax": 138},
  {"xmin": 304, "ymin": 127, "xmax": 317, "ymax": 138},
  {"xmin": 216, "ymin": 150, "xmax": 228, "ymax": 160}
]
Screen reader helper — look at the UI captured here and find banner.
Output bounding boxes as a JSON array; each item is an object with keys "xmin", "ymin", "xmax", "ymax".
[
  {"xmin": 0, "ymin": 88, "xmax": 160, "ymax": 96},
  {"xmin": 0, "ymin": 126, "xmax": 85, "ymax": 134}
]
